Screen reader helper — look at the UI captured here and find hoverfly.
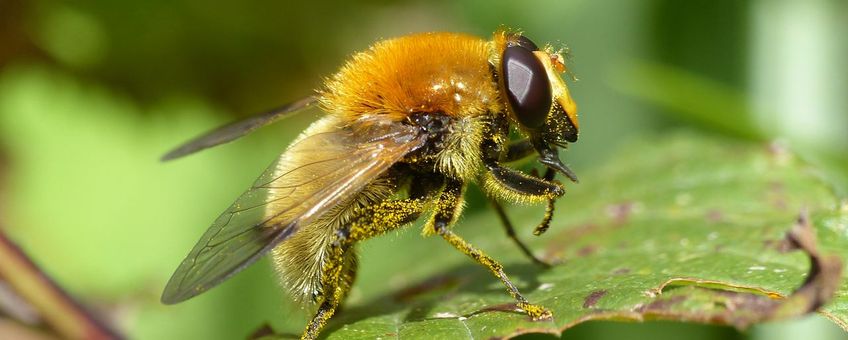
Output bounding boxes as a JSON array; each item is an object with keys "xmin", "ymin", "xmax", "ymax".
[{"xmin": 161, "ymin": 29, "xmax": 579, "ymax": 339}]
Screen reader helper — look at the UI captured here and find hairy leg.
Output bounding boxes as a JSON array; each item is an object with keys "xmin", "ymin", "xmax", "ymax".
[
  {"xmin": 301, "ymin": 198, "xmax": 426, "ymax": 340},
  {"xmin": 533, "ymin": 167, "xmax": 557, "ymax": 236},
  {"xmin": 427, "ymin": 178, "xmax": 552, "ymax": 320}
]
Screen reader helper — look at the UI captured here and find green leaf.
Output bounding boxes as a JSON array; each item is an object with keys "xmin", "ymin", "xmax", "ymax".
[{"xmin": 270, "ymin": 133, "xmax": 848, "ymax": 339}]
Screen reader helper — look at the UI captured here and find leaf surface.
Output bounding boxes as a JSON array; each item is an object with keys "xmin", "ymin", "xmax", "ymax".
[{"xmin": 279, "ymin": 133, "xmax": 848, "ymax": 339}]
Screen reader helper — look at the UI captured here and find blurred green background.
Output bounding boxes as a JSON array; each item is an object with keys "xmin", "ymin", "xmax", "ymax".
[{"xmin": 0, "ymin": 0, "xmax": 846, "ymax": 339}]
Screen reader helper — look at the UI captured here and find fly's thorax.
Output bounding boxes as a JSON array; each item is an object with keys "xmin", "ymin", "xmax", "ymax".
[
  {"xmin": 319, "ymin": 32, "xmax": 502, "ymax": 122},
  {"xmin": 402, "ymin": 111, "xmax": 489, "ymax": 181}
]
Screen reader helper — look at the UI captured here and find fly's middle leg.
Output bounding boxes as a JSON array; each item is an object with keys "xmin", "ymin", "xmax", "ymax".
[{"xmin": 426, "ymin": 177, "xmax": 553, "ymax": 320}]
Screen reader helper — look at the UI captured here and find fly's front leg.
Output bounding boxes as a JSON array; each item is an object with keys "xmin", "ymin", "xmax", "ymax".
[
  {"xmin": 301, "ymin": 198, "xmax": 426, "ymax": 340},
  {"xmin": 503, "ymin": 139, "xmax": 535, "ymax": 163},
  {"xmin": 481, "ymin": 137, "xmax": 564, "ymax": 264},
  {"xmin": 480, "ymin": 137, "xmax": 564, "ymax": 205},
  {"xmin": 489, "ymin": 165, "xmax": 558, "ymax": 239},
  {"xmin": 480, "ymin": 164, "xmax": 564, "ymax": 204},
  {"xmin": 427, "ymin": 177, "xmax": 552, "ymax": 320},
  {"xmin": 533, "ymin": 167, "xmax": 557, "ymax": 236}
]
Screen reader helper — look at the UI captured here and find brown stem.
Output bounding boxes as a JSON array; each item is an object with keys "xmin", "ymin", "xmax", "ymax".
[{"xmin": 0, "ymin": 229, "xmax": 122, "ymax": 340}]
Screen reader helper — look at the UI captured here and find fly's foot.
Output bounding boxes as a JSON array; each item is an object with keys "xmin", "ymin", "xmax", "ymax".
[{"xmin": 518, "ymin": 302, "xmax": 552, "ymax": 320}]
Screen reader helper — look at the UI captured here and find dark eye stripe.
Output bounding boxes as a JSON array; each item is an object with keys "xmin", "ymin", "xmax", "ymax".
[{"xmin": 502, "ymin": 45, "xmax": 551, "ymax": 129}]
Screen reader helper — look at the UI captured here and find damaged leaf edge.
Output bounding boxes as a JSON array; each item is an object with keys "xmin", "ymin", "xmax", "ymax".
[{"xmin": 498, "ymin": 211, "xmax": 846, "ymax": 338}]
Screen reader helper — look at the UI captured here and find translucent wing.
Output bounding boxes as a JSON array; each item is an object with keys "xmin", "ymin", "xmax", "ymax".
[
  {"xmin": 161, "ymin": 116, "xmax": 425, "ymax": 304},
  {"xmin": 161, "ymin": 96, "xmax": 318, "ymax": 161}
]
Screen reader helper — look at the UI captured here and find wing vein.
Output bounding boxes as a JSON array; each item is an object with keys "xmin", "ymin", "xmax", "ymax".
[{"xmin": 161, "ymin": 117, "xmax": 424, "ymax": 304}]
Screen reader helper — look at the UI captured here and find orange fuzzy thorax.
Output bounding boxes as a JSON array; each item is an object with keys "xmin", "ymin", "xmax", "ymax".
[{"xmin": 319, "ymin": 32, "xmax": 502, "ymax": 122}]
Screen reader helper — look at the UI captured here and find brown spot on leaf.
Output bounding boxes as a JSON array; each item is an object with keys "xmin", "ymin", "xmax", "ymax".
[
  {"xmin": 544, "ymin": 222, "xmax": 599, "ymax": 258},
  {"xmin": 767, "ymin": 141, "xmax": 793, "ymax": 165},
  {"xmin": 771, "ymin": 198, "xmax": 787, "ymax": 210},
  {"xmin": 635, "ymin": 294, "xmax": 687, "ymax": 313},
  {"xmin": 767, "ymin": 181, "xmax": 787, "ymax": 210},
  {"xmin": 583, "ymin": 290, "xmax": 607, "ymax": 308},
  {"xmin": 764, "ymin": 238, "xmax": 794, "ymax": 253},
  {"xmin": 706, "ymin": 209, "xmax": 724, "ymax": 222},
  {"xmin": 612, "ymin": 268, "xmax": 631, "ymax": 275},
  {"xmin": 576, "ymin": 245, "xmax": 597, "ymax": 257},
  {"xmin": 606, "ymin": 202, "xmax": 634, "ymax": 224}
]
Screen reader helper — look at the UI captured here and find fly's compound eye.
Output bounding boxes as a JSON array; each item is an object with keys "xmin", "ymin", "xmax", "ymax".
[
  {"xmin": 502, "ymin": 40, "xmax": 552, "ymax": 129},
  {"xmin": 509, "ymin": 34, "xmax": 539, "ymax": 51}
]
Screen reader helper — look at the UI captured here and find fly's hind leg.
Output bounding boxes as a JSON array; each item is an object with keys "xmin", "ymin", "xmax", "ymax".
[
  {"xmin": 336, "ymin": 251, "xmax": 358, "ymax": 309},
  {"xmin": 301, "ymin": 198, "xmax": 426, "ymax": 340},
  {"xmin": 302, "ymin": 247, "xmax": 351, "ymax": 340},
  {"xmin": 428, "ymin": 177, "xmax": 552, "ymax": 320}
]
